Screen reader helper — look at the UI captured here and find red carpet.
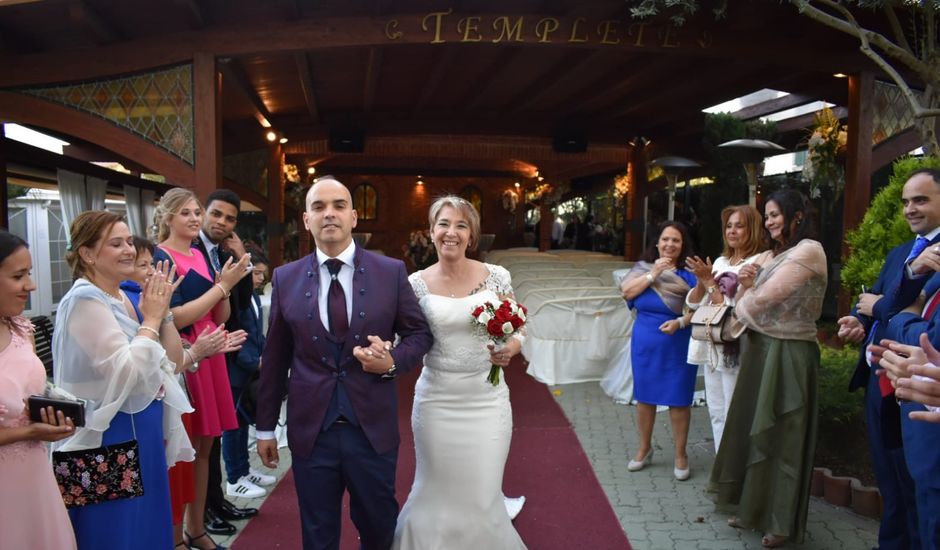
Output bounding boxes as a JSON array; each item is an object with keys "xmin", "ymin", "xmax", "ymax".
[{"xmin": 234, "ymin": 363, "xmax": 631, "ymax": 549}]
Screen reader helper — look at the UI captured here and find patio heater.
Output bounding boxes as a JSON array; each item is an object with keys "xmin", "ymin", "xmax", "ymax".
[
  {"xmin": 717, "ymin": 139, "xmax": 786, "ymax": 206},
  {"xmin": 650, "ymin": 156, "xmax": 701, "ymax": 221}
]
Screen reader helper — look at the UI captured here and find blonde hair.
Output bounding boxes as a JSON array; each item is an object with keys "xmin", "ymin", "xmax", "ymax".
[
  {"xmin": 66, "ymin": 210, "xmax": 124, "ymax": 279},
  {"xmin": 151, "ymin": 187, "xmax": 201, "ymax": 243},
  {"xmin": 428, "ymin": 195, "xmax": 481, "ymax": 252},
  {"xmin": 720, "ymin": 204, "xmax": 766, "ymax": 260}
]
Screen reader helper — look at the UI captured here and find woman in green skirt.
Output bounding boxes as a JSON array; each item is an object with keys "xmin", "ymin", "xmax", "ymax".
[{"xmin": 708, "ymin": 189, "xmax": 827, "ymax": 548}]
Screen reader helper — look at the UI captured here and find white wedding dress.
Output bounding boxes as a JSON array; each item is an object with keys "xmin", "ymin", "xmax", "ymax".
[{"xmin": 393, "ymin": 265, "xmax": 527, "ymax": 550}]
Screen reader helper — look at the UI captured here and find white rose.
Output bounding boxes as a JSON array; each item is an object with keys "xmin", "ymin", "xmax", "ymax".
[
  {"xmin": 518, "ymin": 310, "xmax": 526, "ymax": 323},
  {"xmin": 478, "ymin": 312, "xmax": 492, "ymax": 324},
  {"xmin": 502, "ymin": 321, "xmax": 514, "ymax": 334}
]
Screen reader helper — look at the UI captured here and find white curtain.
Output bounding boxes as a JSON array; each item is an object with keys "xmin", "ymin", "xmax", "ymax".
[
  {"xmin": 124, "ymin": 185, "xmax": 143, "ymax": 237},
  {"xmin": 86, "ymin": 176, "xmax": 107, "ymax": 211},
  {"xmin": 57, "ymin": 170, "xmax": 110, "ymax": 242},
  {"xmin": 141, "ymin": 189, "xmax": 156, "ymax": 240}
]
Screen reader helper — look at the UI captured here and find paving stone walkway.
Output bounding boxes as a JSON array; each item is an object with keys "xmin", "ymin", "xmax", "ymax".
[{"xmin": 551, "ymin": 380, "xmax": 879, "ymax": 550}]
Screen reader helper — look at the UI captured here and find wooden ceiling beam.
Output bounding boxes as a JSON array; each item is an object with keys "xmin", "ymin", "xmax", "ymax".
[
  {"xmin": 775, "ymin": 106, "xmax": 847, "ymax": 133},
  {"xmin": 412, "ymin": 47, "xmax": 458, "ymax": 115},
  {"xmin": 363, "ymin": 47, "xmax": 383, "ymax": 115},
  {"xmin": 294, "ymin": 52, "xmax": 320, "ymax": 124},
  {"xmin": 0, "ymin": 23, "xmax": 43, "ymax": 54},
  {"xmin": 68, "ymin": 0, "xmax": 122, "ymax": 45},
  {"xmin": 730, "ymin": 93, "xmax": 816, "ymax": 121},
  {"xmin": 279, "ymin": 0, "xmax": 300, "ymax": 20},
  {"xmin": 506, "ymin": 49, "xmax": 606, "ymax": 113},
  {"xmin": 219, "ymin": 58, "xmax": 275, "ymax": 129},
  {"xmin": 462, "ymin": 48, "xmax": 526, "ymax": 111},
  {"xmin": 173, "ymin": 0, "xmax": 205, "ymax": 30}
]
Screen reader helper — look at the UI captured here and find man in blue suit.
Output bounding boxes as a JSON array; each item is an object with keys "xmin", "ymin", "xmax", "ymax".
[
  {"xmin": 256, "ymin": 176, "xmax": 433, "ymax": 550},
  {"xmin": 838, "ymin": 168, "xmax": 940, "ymax": 549},
  {"xmin": 867, "ymin": 168, "xmax": 940, "ymax": 550}
]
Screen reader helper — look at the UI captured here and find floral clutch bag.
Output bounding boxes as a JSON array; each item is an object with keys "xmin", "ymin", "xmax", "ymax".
[{"xmin": 52, "ymin": 439, "xmax": 144, "ymax": 508}]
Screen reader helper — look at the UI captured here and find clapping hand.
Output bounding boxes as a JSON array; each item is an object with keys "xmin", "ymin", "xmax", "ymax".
[
  {"xmin": 836, "ymin": 316, "xmax": 866, "ymax": 344},
  {"xmin": 139, "ymin": 260, "xmax": 181, "ymax": 322},
  {"xmin": 651, "ymin": 257, "xmax": 674, "ymax": 278},
  {"xmin": 737, "ymin": 263, "xmax": 760, "ymax": 291},
  {"xmin": 685, "ymin": 256, "xmax": 714, "ymax": 282},
  {"xmin": 874, "ymin": 338, "xmax": 924, "ymax": 383},
  {"xmin": 217, "ymin": 253, "xmax": 252, "ymax": 290}
]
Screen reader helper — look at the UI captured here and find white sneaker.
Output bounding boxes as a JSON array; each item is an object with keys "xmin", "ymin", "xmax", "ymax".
[
  {"xmin": 504, "ymin": 495, "xmax": 526, "ymax": 520},
  {"xmin": 226, "ymin": 476, "xmax": 266, "ymax": 498},
  {"xmin": 248, "ymin": 467, "xmax": 276, "ymax": 487}
]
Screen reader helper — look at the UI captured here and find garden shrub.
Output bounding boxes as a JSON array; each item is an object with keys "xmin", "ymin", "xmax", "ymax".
[
  {"xmin": 842, "ymin": 156, "xmax": 940, "ymax": 296},
  {"xmin": 817, "ymin": 343, "xmax": 863, "ymax": 425}
]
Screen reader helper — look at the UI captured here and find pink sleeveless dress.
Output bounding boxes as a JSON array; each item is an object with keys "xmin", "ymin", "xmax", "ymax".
[
  {"xmin": 0, "ymin": 318, "xmax": 77, "ymax": 549},
  {"xmin": 159, "ymin": 246, "xmax": 238, "ymax": 437}
]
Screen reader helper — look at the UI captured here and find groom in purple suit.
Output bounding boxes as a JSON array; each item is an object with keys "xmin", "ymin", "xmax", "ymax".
[{"xmin": 256, "ymin": 176, "xmax": 432, "ymax": 550}]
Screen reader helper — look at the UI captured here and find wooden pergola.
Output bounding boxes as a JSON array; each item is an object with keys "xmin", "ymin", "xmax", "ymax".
[{"xmin": 0, "ymin": 0, "xmax": 911, "ymax": 266}]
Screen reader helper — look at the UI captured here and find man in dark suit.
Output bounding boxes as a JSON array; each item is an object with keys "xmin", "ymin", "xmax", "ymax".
[
  {"xmin": 837, "ymin": 169, "xmax": 940, "ymax": 550},
  {"xmin": 860, "ymin": 168, "xmax": 940, "ymax": 550},
  {"xmin": 257, "ymin": 176, "xmax": 433, "ymax": 550},
  {"xmin": 193, "ymin": 189, "xmax": 260, "ymax": 534}
]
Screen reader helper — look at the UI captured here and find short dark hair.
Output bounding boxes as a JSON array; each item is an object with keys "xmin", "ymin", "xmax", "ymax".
[
  {"xmin": 246, "ymin": 244, "xmax": 269, "ymax": 266},
  {"xmin": 908, "ymin": 168, "xmax": 940, "ymax": 185},
  {"xmin": 764, "ymin": 189, "xmax": 818, "ymax": 253},
  {"xmin": 206, "ymin": 189, "xmax": 241, "ymax": 213},
  {"xmin": 132, "ymin": 236, "xmax": 155, "ymax": 257},
  {"xmin": 641, "ymin": 221, "xmax": 694, "ymax": 266}
]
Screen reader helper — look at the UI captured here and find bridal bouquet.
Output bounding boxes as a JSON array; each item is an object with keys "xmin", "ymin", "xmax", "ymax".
[{"xmin": 471, "ymin": 298, "xmax": 528, "ymax": 386}]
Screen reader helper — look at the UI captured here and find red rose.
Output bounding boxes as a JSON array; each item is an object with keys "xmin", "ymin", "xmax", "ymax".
[
  {"xmin": 510, "ymin": 317, "xmax": 523, "ymax": 329},
  {"xmin": 487, "ymin": 318, "xmax": 503, "ymax": 337},
  {"xmin": 472, "ymin": 306, "xmax": 484, "ymax": 317}
]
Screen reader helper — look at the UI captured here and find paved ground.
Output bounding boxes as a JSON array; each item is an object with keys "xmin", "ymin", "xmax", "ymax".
[
  {"xmin": 214, "ymin": 381, "xmax": 879, "ymax": 550},
  {"xmin": 552, "ymin": 380, "xmax": 879, "ymax": 550}
]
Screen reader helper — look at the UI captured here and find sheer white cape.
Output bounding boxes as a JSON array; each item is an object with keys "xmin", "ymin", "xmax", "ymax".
[{"xmin": 52, "ymin": 278, "xmax": 194, "ymax": 466}]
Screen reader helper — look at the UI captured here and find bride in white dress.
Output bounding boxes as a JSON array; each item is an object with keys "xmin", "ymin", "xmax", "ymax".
[{"xmin": 393, "ymin": 196, "xmax": 527, "ymax": 550}]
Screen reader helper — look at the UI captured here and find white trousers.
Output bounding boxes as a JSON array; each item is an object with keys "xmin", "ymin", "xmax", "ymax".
[{"xmin": 703, "ymin": 364, "xmax": 739, "ymax": 453}]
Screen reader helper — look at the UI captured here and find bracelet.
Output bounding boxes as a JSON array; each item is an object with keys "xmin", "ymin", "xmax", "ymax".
[
  {"xmin": 183, "ymin": 348, "xmax": 200, "ymax": 372},
  {"xmin": 138, "ymin": 326, "xmax": 160, "ymax": 339},
  {"xmin": 215, "ymin": 283, "xmax": 231, "ymax": 300},
  {"xmin": 645, "ymin": 272, "xmax": 655, "ymax": 284},
  {"xmin": 677, "ymin": 317, "xmax": 687, "ymax": 329},
  {"xmin": 163, "ymin": 312, "xmax": 175, "ymax": 325}
]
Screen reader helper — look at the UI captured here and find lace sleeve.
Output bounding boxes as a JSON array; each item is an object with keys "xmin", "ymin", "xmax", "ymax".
[
  {"xmin": 485, "ymin": 264, "xmax": 527, "ymax": 343},
  {"xmin": 408, "ymin": 271, "xmax": 428, "ymax": 300}
]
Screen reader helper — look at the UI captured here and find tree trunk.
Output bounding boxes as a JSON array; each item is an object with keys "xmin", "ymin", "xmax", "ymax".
[{"xmin": 916, "ymin": 84, "xmax": 940, "ymax": 156}]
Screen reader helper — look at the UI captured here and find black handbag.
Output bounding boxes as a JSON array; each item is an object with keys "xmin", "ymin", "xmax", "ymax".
[{"xmin": 52, "ymin": 414, "xmax": 144, "ymax": 508}]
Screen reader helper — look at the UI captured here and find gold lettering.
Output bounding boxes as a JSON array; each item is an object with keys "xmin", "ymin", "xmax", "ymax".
[
  {"xmin": 421, "ymin": 9, "xmax": 453, "ymax": 44},
  {"xmin": 535, "ymin": 17, "xmax": 560, "ymax": 43},
  {"xmin": 597, "ymin": 20, "xmax": 620, "ymax": 45},
  {"xmin": 660, "ymin": 25, "xmax": 680, "ymax": 48},
  {"xmin": 697, "ymin": 30, "xmax": 713, "ymax": 48},
  {"xmin": 627, "ymin": 23, "xmax": 647, "ymax": 47},
  {"xmin": 492, "ymin": 16, "xmax": 524, "ymax": 43},
  {"xmin": 568, "ymin": 17, "xmax": 587, "ymax": 43},
  {"xmin": 384, "ymin": 19, "xmax": 403, "ymax": 41},
  {"xmin": 457, "ymin": 16, "xmax": 483, "ymax": 42}
]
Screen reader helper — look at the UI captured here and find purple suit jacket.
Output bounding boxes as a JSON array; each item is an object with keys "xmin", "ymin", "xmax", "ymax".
[{"xmin": 256, "ymin": 247, "xmax": 432, "ymax": 458}]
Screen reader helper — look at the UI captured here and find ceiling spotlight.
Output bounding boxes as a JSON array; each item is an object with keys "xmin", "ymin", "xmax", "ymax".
[
  {"xmin": 279, "ymin": 137, "xmax": 288, "ymax": 144},
  {"xmin": 416, "ymin": 175, "xmax": 424, "ymax": 186},
  {"xmin": 514, "ymin": 182, "xmax": 520, "ymax": 188},
  {"xmin": 537, "ymin": 176, "xmax": 544, "ymax": 181},
  {"xmin": 307, "ymin": 166, "xmax": 316, "ymax": 175},
  {"xmin": 833, "ymin": 73, "xmax": 848, "ymax": 78},
  {"xmin": 265, "ymin": 130, "xmax": 277, "ymax": 142}
]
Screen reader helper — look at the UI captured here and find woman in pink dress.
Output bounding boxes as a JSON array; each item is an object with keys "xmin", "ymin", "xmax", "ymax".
[
  {"xmin": 151, "ymin": 188, "xmax": 251, "ymax": 550},
  {"xmin": 0, "ymin": 229, "xmax": 77, "ymax": 550}
]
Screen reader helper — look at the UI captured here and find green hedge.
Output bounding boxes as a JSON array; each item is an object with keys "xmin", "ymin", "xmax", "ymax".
[
  {"xmin": 818, "ymin": 343, "xmax": 863, "ymax": 425},
  {"xmin": 842, "ymin": 156, "xmax": 940, "ymax": 296}
]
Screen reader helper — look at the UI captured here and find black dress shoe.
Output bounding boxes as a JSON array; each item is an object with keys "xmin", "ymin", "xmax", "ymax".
[
  {"xmin": 215, "ymin": 499, "xmax": 258, "ymax": 520},
  {"xmin": 204, "ymin": 508, "xmax": 237, "ymax": 536}
]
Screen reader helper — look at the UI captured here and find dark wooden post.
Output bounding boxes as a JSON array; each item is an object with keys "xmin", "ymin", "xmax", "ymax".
[
  {"xmin": 0, "ymin": 128, "xmax": 7, "ymax": 229},
  {"xmin": 267, "ymin": 143, "xmax": 285, "ymax": 267},
  {"xmin": 625, "ymin": 144, "xmax": 648, "ymax": 260},
  {"xmin": 193, "ymin": 52, "xmax": 222, "ymax": 201},
  {"xmin": 840, "ymin": 71, "xmax": 874, "ymax": 315}
]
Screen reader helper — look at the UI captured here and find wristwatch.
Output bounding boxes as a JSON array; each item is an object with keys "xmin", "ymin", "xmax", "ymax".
[
  {"xmin": 381, "ymin": 363, "xmax": 397, "ymax": 380},
  {"xmin": 706, "ymin": 285, "xmax": 717, "ymax": 295}
]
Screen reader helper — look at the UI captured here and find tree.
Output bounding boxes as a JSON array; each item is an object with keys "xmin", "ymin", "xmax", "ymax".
[{"xmin": 628, "ymin": 0, "xmax": 940, "ymax": 154}]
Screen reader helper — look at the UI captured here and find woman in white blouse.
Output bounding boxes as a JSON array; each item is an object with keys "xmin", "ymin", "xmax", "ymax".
[
  {"xmin": 685, "ymin": 205, "xmax": 767, "ymax": 452},
  {"xmin": 53, "ymin": 210, "xmax": 193, "ymax": 549}
]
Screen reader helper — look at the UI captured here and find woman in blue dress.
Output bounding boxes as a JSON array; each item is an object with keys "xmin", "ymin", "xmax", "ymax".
[
  {"xmin": 53, "ymin": 211, "xmax": 194, "ymax": 550},
  {"xmin": 620, "ymin": 221, "xmax": 697, "ymax": 480}
]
